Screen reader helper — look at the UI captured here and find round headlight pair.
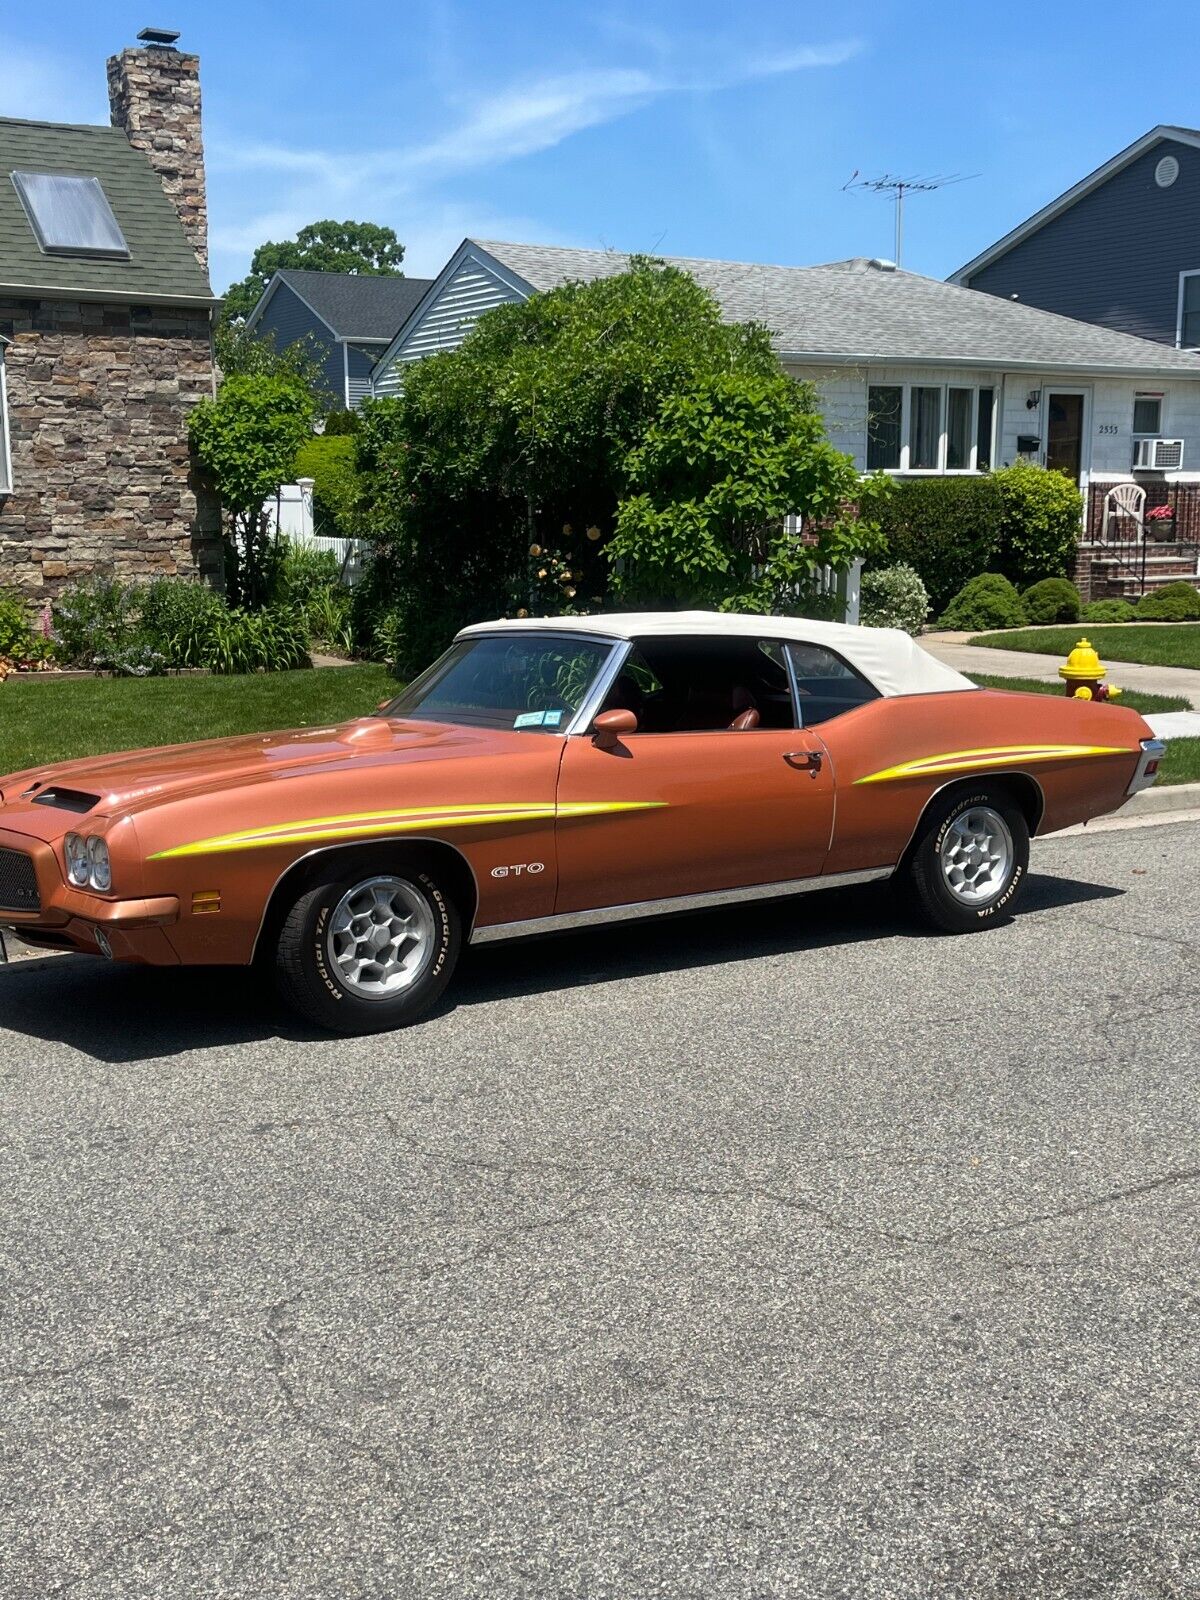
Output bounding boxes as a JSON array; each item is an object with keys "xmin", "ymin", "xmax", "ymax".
[{"xmin": 64, "ymin": 833, "xmax": 112, "ymax": 893}]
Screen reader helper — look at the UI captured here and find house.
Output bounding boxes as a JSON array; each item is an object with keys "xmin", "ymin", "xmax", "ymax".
[
  {"xmin": 243, "ymin": 270, "xmax": 433, "ymax": 410},
  {"xmin": 371, "ymin": 239, "xmax": 1200, "ymax": 599},
  {"xmin": 950, "ymin": 126, "xmax": 1200, "ymax": 351},
  {"xmin": 0, "ymin": 29, "xmax": 220, "ymax": 600}
]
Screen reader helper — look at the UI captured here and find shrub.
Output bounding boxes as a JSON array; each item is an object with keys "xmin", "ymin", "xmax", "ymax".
[
  {"xmin": 294, "ymin": 435, "xmax": 360, "ymax": 538},
  {"xmin": 872, "ymin": 477, "xmax": 1002, "ymax": 613},
  {"xmin": 202, "ymin": 606, "xmax": 312, "ymax": 674},
  {"xmin": 1135, "ymin": 581, "xmax": 1200, "ymax": 621},
  {"xmin": 859, "ymin": 563, "xmax": 930, "ymax": 633},
  {"xmin": 51, "ymin": 578, "xmax": 140, "ymax": 668},
  {"xmin": 322, "ymin": 409, "xmax": 360, "ymax": 436},
  {"xmin": 991, "ymin": 463, "xmax": 1082, "ymax": 587},
  {"xmin": 938, "ymin": 573, "xmax": 1027, "ymax": 631},
  {"xmin": 1081, "ymin": 598, "xmax": 1137, "ymax": 624},
  {"xmin": 139, "ymin": 578, "xmax": 227, "ymax": 666},
  {"xmin": 1021, "ymin": 577, "xmax": 1080, "ymax": 625},
  {"xmin": 0, "ymin": 590, "xmax": 38, "ymax": 661}
]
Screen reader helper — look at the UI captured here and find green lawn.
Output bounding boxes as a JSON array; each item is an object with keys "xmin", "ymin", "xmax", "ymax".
[
  {"xmin": 972, "ymin": 673, "xmax": 1189, "ymax": 715},
  {"xmin": 0, "ymin": 665, "xmax": 398, "ymax": 775},
  {"xmin": 969, "ymin": 624, "xmax": 1200, "ymax": 670},
  {"xmin": 1160, "ymin": 739, "xmax": 1200, "ymax": 784}
]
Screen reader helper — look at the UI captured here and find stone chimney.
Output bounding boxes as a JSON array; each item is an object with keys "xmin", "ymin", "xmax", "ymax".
[{"xmin": 107, "ymin": 29, "xmax": 208, "ymax": 274}]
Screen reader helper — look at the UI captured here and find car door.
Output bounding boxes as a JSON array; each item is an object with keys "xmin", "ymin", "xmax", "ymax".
[{"xmin": 553, "ymin": 634, "xmax": 835, "ymax": 914}]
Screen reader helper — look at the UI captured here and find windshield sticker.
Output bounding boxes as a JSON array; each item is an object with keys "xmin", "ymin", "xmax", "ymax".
[{"xmin": 514, "ymin": 710, "xmax": 564, "ymax": 729}]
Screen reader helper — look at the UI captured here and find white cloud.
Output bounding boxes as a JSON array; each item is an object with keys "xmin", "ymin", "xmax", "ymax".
[{"xmin": 207, "ymin": 35, "xmax": 864, "ymax": 290}]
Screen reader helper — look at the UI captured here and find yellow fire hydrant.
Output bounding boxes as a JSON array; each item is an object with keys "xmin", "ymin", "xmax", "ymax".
[{"xmin": 1059, "ymin": 637, "xmax": 1122, "ymax": 701}]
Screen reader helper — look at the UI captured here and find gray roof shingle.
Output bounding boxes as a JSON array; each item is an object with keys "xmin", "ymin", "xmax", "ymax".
[
  {"xmin": 0, "ymin": 116, "xmax": 213, "ymax": 303},
  {"xmin": 275, "ymin": 270, "xmax": 435, "ymax": 339},
  {"xmin": 475, "ymin": 241, "xmax": 1200, "ymax": 377}
]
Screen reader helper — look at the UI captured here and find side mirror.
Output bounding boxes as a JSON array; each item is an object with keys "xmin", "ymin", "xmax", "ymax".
[{"xmin": 592, "ymin": 708, "xmax": 638, "ymax": 748}]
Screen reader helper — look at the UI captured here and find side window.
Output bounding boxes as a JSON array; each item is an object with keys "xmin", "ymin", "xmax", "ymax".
[
  {"xmin": 785, "ymin": 642, "xmax": 879, "ymax": 726},
  {"xmin": 601, "ymin": 637, "xmax": 795, "ymax": 732}
]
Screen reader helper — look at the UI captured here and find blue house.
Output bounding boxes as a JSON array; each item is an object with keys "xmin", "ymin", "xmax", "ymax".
[
  {"xmin": 243, "ymin": 269, "xmax": 433, "ymax": 409},
  {"xmin": 951, "ymin": 126, "xmax": 1200, "ymax": 351}
]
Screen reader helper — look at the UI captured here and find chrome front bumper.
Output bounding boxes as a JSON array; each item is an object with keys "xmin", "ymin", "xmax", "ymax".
[{"xmin": 1127, "ymin": 738, "xmax": 1167, "ymax": 796}]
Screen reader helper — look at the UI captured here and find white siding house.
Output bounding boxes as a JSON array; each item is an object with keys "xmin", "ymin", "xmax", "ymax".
[{"xmin": 370, "ymin": 240, "xmax": 1200, "ymax": 598}]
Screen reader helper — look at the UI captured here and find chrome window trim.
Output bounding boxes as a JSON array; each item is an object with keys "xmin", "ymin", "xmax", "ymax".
[
  {"xmin": 565, "ymin": 637, "xmax": 632, "ymax": 735},
  {"xmin": 470, "ymin": 865, "xmax": 893, "ymax": 944}
]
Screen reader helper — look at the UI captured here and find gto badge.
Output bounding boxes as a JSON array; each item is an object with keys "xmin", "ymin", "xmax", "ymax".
[{"xmin": 491, "ymin": 862, "xmax": 545, "ymax": 878}]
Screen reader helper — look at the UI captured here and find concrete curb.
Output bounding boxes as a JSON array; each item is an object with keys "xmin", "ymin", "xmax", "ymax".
[{"xmin": 1123, "ymin": 780, "xmax": 1200, "ymax": 817}]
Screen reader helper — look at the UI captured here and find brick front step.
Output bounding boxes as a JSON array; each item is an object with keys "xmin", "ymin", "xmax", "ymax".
[{"xmin": 1081, "ymin": 541, "xmax": 1200, "ymax": 600}]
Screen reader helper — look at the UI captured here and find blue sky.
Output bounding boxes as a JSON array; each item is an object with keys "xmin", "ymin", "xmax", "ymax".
[{"xmin": 2, "ymin": 0, "xmax": 1196, "ymax": 295}]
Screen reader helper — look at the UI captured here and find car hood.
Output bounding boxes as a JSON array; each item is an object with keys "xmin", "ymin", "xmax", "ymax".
[{"xmin": 0, "ymin": 718, "xmax": 529, "ymax": 841}]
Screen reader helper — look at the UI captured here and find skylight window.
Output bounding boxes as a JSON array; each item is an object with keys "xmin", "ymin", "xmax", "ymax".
[{"xmin": 11, "ymin": 171, "xmax": 129, "ymax": 259}]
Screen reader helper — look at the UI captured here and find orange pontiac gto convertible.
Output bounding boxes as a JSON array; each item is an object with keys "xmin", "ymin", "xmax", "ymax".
[{"xmin": 0, "ymin": 613, "xmax": 1164, "ymax": 1033}]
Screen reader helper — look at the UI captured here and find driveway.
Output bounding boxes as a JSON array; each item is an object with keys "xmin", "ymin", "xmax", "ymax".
[{"xmin": 2, "ymin": 822, "xmax": 1198, "ymax": 1599}]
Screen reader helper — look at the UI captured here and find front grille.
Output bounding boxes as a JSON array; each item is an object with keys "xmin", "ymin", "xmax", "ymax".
[{"xmin": 0, "ymin": 847, "xmax": 40, "ymax": 912}]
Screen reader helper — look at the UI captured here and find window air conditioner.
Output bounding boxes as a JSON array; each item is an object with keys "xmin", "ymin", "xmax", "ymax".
[{"xmin": 1132, "ymin": 438, "xmax": 1184, "ymax": 470}]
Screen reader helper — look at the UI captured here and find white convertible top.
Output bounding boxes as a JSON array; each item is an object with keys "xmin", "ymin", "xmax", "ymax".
[{"xmin": 458, "ymin": 610, "xmax": 975, "ymax": 699}]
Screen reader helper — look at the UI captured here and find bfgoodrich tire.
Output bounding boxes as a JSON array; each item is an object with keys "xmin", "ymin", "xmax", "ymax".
[
  {"xmin": 275, "ymin": 860, "xmax": 461, "ymax": 1033},
  {"xmin": 905, "ymin": 786, "xmax": 1030, "ymax": 934}
]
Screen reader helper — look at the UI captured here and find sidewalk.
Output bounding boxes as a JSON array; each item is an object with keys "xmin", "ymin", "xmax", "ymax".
[{"xmin": 922, "ymin": 632, "xmax": 1200, "ymax": 710}]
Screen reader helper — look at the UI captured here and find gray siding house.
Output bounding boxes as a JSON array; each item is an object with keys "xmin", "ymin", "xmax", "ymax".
[
  {"xmin": 371, "ymin": 239, "xmax": 1200, "ymax": 598},
  {"xmin": 244, "ymin": 269, "xmax": 432, "ymax": 409},
  {"xmin": 952, "ymin": 126, "xmax": 1200, "ymax": 350}
]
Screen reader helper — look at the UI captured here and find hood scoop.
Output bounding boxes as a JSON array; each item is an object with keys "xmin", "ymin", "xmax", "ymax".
[{"xmin": 30, "ymin": 786, "xmax": 100, "ymax": 815}]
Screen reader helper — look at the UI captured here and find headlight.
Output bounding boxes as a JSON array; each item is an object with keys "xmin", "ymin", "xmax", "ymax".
[
  {"xmin": 65, "ymin": 833, "xmax": 91, "ymax": 886},
  {"xmin": 64, "ymin": 833, "xmax": 113, "ymax": 893},
  {"xmin": 87, "ymin": 837, "xmax": 112, "ymax": 893}
]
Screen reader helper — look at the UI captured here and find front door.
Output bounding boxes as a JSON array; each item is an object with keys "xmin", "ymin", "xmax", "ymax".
[
  {"xmin": 553, "ymin": 633, "xmax": 835, "ymax": 914},
  {"xmin": 1045, "ymin": 391, "xmax": 1086, "ymax": 482}
]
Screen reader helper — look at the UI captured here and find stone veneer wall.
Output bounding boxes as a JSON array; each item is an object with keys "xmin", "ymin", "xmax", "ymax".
[
  {"xmin": 107, "ymin": 47, "xmax": 208, "ymax": 273},
  {"xmin": 0, "ymin": 297, "xmax": 219, "ymax": 600}
]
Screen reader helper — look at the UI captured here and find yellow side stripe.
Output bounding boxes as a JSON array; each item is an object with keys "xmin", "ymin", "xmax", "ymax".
[
  {"xmin": 855, "ymin": 743, "xmax": 1129, "ymax": 785},
  {"xmin": 149, "ymin": 800, "xmax": 666, "ymax": 861}
]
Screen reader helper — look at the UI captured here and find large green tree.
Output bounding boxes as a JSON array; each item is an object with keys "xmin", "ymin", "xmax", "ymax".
[
  {"xmin": 356, "ymin": 259, "xmax": 780, "ymax": 667},
  {"xmin": 611, "ymin": 373, "xmax": 887, "ymax": 611},
  {"xmin": 221, "ymin": 220, "xmax": 406, "ymax": 324}
]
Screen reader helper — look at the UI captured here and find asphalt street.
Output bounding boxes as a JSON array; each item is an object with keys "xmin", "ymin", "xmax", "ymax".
[{"xmin": 2, "ymin": 820, "xmax": 1198, "ymax": 1599}]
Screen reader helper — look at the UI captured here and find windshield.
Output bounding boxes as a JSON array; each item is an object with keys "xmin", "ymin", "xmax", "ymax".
[{"xmin": 383, "ymin": 632, "xmax": 614, "ymax": 732}]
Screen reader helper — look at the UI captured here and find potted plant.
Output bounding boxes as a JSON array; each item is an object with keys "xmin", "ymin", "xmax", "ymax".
[{"xmin": 1145, "ymin": 503, "xmax": 1176, "ymax": 541}]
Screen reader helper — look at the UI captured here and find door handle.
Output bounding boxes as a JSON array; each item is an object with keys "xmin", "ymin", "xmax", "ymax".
[{"xmin": 784, "ymin": 749, "xmax": 823, "ymax": 773}]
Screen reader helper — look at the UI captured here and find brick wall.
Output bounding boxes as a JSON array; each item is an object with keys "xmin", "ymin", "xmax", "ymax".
[{"xmin": 0, "ymin": 297, "xmax": 219, "ymax": 600}]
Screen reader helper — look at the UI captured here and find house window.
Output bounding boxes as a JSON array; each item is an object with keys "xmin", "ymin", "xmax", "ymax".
[
  {"xmin": 1133, "ymin": 394, "xmax": 1163, "ymax": 435},
  {"xmin": 909, "ymin": 387, "xmax": 942, "ymax": 469},
  {"xmin": 946, "ymin": 388, "xmax": 974, "ymax": 470},
  {"xmin": 0, "ymin": 358, "xmax": 11, "ymax": 495},
  {"xmin": 866, "ymin": 385, "xmax": 902, "ymax": 469},
  {"xmin": 869, "ymin": 382, "xmax": 993, "ymax": 473},
  {"xmin": 1180, "ymin": 271, "xmax": 1200, "ymax": 350},
  {"xmin": 976, "ymin": 387, "xmax": 995, "ymax": 470}
]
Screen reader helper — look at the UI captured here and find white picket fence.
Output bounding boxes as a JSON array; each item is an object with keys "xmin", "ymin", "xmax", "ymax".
[{"xmin": 262, "ymin": 479, "xmax": 365, "ymax": 584}]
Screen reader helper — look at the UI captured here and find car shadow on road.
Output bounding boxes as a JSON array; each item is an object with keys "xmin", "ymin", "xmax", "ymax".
[{"xmin": 0, "ymin": 871, "xmax": 1123, "ymax": 1065}]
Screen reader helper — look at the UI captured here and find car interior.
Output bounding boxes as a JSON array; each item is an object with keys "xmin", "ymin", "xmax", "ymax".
[{"xmin": 600, "ymin": 636, "xmax": 879, "ymax": 732}]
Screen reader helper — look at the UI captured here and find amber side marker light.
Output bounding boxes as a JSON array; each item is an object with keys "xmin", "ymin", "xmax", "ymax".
[{"xmin": 192, "ymin": 891, "xmax": 222, "ymax": 916}]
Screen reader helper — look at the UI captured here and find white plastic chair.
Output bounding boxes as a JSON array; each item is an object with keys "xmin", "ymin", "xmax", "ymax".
[{"xmin": 1101, "ymin": 483, "xmax": 1146, "ymax": 544}]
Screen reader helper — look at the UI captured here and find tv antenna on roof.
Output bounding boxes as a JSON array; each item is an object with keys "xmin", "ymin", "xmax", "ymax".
[{"xmin": 842, "ymin": 171, "xmax": 978, "ymax": 267}]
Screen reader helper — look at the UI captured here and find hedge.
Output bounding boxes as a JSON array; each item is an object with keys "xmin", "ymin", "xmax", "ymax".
[{"xmin": 872, "ymin": 477, "xmax": 1002, "ymax": 613}]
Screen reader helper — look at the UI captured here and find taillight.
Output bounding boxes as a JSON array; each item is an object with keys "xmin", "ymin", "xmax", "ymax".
[{"xmin": 1145, "ymin": 760, "xmax": 1160, "ymax": 776}]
